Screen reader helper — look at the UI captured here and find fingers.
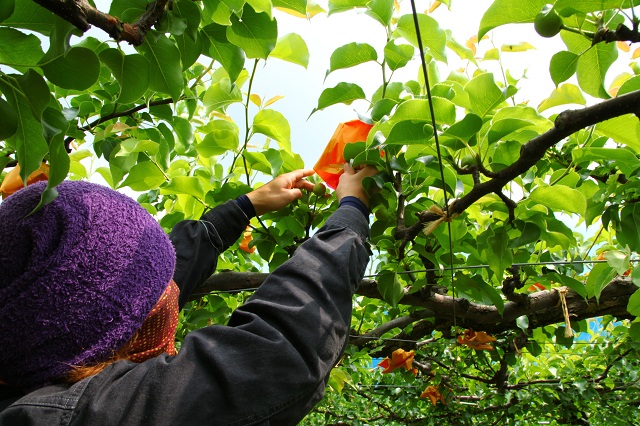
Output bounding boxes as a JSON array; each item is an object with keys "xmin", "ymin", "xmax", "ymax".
[{"xmin": 356, "ymin": 165, "xmax": 379, "ymax": 177}]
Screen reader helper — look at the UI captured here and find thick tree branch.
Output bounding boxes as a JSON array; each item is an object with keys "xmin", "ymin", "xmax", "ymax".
[
  {"xmin": 448, "ymin": 90, "xmax": 640, "ymax": 216},
  {"xmin": 31, "ymin": 0, "xmax": 169, "ymax": 45},
  {"xmin": 196, "ymin": 272, "xmax": 636, "ymax": 339}
]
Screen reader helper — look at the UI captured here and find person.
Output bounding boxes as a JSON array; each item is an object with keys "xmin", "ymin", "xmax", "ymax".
[{"xmin": 0, "ymin": 164, "xmax": 378, "ymax": 425}]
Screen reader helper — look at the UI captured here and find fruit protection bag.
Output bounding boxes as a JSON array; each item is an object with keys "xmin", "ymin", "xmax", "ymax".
[{"xmin": 313, "ymin": 119, "xmax": 374, "ymax": 189}]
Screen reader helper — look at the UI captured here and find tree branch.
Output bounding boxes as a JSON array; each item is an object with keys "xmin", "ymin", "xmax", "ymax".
[
  {"xmin": 197, "ymin": 272, "xmax": 637, "ymax": 338},
  {"xmin": 31, "ymin": 0, "xmax": 170, "ymax": 45}
]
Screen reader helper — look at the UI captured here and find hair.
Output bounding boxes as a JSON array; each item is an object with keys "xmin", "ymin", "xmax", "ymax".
[{"xmin": 63, "ymin": 334, "xmax": 139, "ymax": 384}]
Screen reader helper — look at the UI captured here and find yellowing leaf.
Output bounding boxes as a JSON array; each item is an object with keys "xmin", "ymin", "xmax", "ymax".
[
  {"xmin": 250, "ymin": 93, "xmax": 262, "ymax": 107},
  {"xmin": 264, "ymin": 95, "xmax": 284, "ymax": 107},
  {"xmin": 618, "ymin": 41, "xmax": 631, "ymax": 52},
  {"xmin": 608, "ymin": 72, "xmax": 632, "ymax": 97},
  {"xmin": 483, "ymin": 47, "xmax": 499, "ymax": 60},
  {"xmin": 427, "ymin": 1, "xmax": 441, "ymax": 13},
  {"xmin": 501, "ymin": 42, "xmax": 535, "ymax": 52}
]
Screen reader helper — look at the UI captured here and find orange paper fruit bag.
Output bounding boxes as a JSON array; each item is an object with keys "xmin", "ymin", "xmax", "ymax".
[
  {"xmin": 0, "ymin": 163, "xmax": 50, "ymax": 199},
  {"xmin": 313, "ymin": 119, "xmax": 373, "ymax": 190}
]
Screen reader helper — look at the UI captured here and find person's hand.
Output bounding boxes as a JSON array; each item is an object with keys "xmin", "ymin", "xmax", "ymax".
[
  {"xmin": 335, "ymin": 164, "xmax": 378, "ymax": 207},
  {"xmin": 246, "ymin": 169, "xmax": 316, "ymax": 216}
]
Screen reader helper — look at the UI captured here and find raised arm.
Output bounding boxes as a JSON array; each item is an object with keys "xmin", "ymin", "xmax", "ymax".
[{"xmin": 169, "ymin": 169, "xmax": 316, "ymax": 308}]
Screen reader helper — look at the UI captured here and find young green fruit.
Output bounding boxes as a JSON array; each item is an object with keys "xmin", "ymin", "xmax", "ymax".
[
  {"xmin": 534, "ymin": 5, "xmax": 562, "ymax": 38},
  {"xmin": 312, "ymin": 182, "xmax": 326, "ymax": 197}
]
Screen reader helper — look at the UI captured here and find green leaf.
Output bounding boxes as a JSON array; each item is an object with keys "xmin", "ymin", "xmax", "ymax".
[
  {"xmin": 12, "ymin": 70, "xmax": 50, "ymax": 120},
  {"xmin": 572, "ymin": 147, "xmax": 640, "ymax": 176},
  {"xmin": 629, "ymin": 321, "xmax": 640, "ymax": 341},
  {"xmin": 384, "ymin": 120, "xmax": 431, "ymax": 146},
  {"xmin": 442, "ymin": 113, "xmax": 482, "ymax": 143},
  {"xmin": 30, "ymin": 108, "xmax": 69, "ymax": 213},
  {"xmin": 595, "ymin": 115, "xmax": 640, "ymax": 152},
  {"xmin": 244, "ymin": 151, "xmax": 273, "ymax": 174},
  {"xmin": 508, "ymin": 220, "xmax": 541, "ymax": 248},
  {"xmin": 529, "ymin": 185, "xmax": 586, "ymax": 215},
  {"xmin": 551, "ymin": 273, "xmax": 587, "ymax": 299},
  {"xmin": 273, "ymin": 0, "xmax": 308, "ymax": 15},
  {"xmin": 0, "ymin": 97, "xmax": 18, "ymax": 140},
  {"xmin": 116, "ymin": 138, "xmax": 159, "ymax": 156},
  {"xmin": 269, "ymin": 33, "xmax": 309, "ymax": 68},
  {"xmin": 227, "ymin": 5, "xmax": 277, "ymax": 59},
  {"xmin": 175, "ymin": 32, "xmax": 204, "ymax": 71},
  {"xmin": 202, "ymin": 24, "xmax": 245, "ymax": 83},
  {"xmin": 0, "ymin": 0, "xmax": 14, "ymax": 22},
  {"xmin": 602, "ymin": 250, "xmax": 630, "ymax": 276},
  {"xmin": 0, "ymin": 74, "xmax": 48, "ymax": 184},
  {"xmin": 549, "ymin": 51, "xmax": 579, "ymax": 86},
  {"xmin": 365, "ymin": 0, "xmax": 393, "ymax": 26},
  {"xmin": 464, "ymin": 73, "xmax": 505, "ymax": 117},
  {"xmin": 555, "ymin": 0, "xmax": 640, "ymax": 16},
  {"xmin": 99, "ymin": 49, "xmax": 150, "ymax": 104},
  {"xmin": 445, "ymin": 30, "xmax": 477, "ymax": 65},
  {"xmin": 478, "ymin": 0, "xmax": 548, "ymax": 39},
  {"xmin": 161, "ymin": 176, "xmax": 205, "ymax": 199},
  {"xmin": 203, "ymin": 0, "xmax": 233, "ymax": 25},
  {"xmin": 485, "ymin": 226, "xmax": 513, "ymax": 283},
  {"xmin": 617, "ymin": 204, "xmax": 640, "ymax": 252},
  {"xmin": 393, "ymin": 98, "xmax": 456, "ymax": 125},
  {"xmin": 477, "ymin": 279, "xmax": 505, "ymax": 315},
  {"xmin": 173, "ymin": 0, "xmax": 201, "ymax": 40},
  {"xmin": 328, "ymin": 0, "xmax": 369, "ymax": 15},
  {"xmin": 136, "ymin": 33, "xmax": 184, "ymax": 101},
  {"xmin": 40, "ymin": 46, "xmax": 100, "ymax": 91},
  {"xmin": 0, "ymin": 27, "xmax": 44, "ymax": 68},
  {"xmin": 538, "ymin": 83, "xmax": 586, "ymax": 112},
  {"xmin": 246, "ymin": 0, "xmax": 273, "ymax": 16},
  {"xmin": 311, "ymin": 82, "xmax": 366, "ymax": 115},
  {"xmin": 120, "ymin": 162, "xmax": 166, "ymax": 191},
  {"xmin": 561, "ymin": 31, "xmax": 617, "ymax": 99},
  {"xmin": 377, "ymin": 270, "xmax": 404, "ymax": 306},
  {"xmin": 384, "ymin": 41, "xmax": 414, "ymax": 71},
  {"xmin": 3, "ymin": 0, "xmax": 73, "ymax": 35},
  {"xmin": 628, "ymin": 289, "xmax": 640, "ymax": 316},
  {"xmin": 618, "ymin": 75, "xmax": 640, "ymax": 96},
  {"xmin": 197, "ymin": 120, "xmax": 240, "ymax": 157},
  {"xmin": 109, "ymin": 0, "xmax": 149, "ymax": 20},
  {"xmin": 396, "ymin": 13, "xmax": 447, "ymax": 63},
  {"xmin": 586, "ymin": 263, "xmax": 617, "ymax": 303},
  {"xmin": 253, "ymin": 109, "xmax": 291, "ymax": 151},
  {"xmin": 203, "ymin": 78, "xmax": 243, "ymax": 113},
  {"xmin": 327, "ymin": 42, "xmax": 378, "ymax": 76},
  {"xmin": 487, "ymin": 118, "xmax": 533, "ymax": 145}
]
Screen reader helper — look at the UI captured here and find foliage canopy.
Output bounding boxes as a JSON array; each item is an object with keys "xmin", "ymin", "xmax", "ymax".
[{"xmin": 2, "ymin": 0, "xmax": 640, "ymax": 423}]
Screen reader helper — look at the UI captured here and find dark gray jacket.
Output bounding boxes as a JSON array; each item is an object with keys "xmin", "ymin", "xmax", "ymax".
[{"xmin": 0, "ymin": 201, "xmax": 370, "ymax": 425}]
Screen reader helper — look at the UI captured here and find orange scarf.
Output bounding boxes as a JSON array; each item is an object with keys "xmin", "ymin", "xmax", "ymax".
[{"xmin": 126, "ymin": 279, "xmax": 180, "ymax": 362}]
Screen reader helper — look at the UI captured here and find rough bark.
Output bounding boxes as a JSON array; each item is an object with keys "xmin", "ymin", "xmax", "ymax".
[
  {"xmin": 193, "ymin": 271, "xmax": 636, "ymax": 336},
  {"xmin": 31, "ymin": 0, "xmax": 169, "ymax": 45}
]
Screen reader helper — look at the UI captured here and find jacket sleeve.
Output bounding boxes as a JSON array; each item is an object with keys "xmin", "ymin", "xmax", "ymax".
[
  {"xmin": 169, "ymin": 200, "xmax": 249, "ymax": 309},
  {"xmin": 70, "ymin": 205, "xmax": 371, "ymax": 426}
]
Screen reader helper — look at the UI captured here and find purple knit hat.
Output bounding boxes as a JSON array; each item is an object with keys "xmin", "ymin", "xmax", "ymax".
[{"xmin": 0, "ymin": 181, "xmax": 175, "ymax": 390}]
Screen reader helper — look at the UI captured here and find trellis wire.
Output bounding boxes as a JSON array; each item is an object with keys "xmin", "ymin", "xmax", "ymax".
[{"xmin": 192, "ymin": 258, "xmax": 628, "ymax": 296}]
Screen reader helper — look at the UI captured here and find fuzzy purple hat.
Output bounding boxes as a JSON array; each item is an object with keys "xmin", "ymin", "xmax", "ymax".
[{"xmin": 0, "ymin": 181, "xmax": 175, "ymax": 390}]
